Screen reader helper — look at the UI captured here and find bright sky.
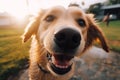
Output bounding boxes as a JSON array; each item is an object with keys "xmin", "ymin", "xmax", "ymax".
[
  {"xmin": 29, "ymin": 0, "xmax": 107, "ymax": 12},
  {"xmin": 0, "ymin": 0, "xmax": 28, "ymax": 19},
  {"xmin": 0, "ymin": 0, "xmax": 107, "ymax": 19}
]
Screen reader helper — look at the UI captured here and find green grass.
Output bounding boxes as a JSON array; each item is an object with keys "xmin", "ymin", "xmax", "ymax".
[
  {"xmin": 99, "ymin": 20, "xmax": 120, "ymax": 52},
  {"xmin": 0, "ymin": 20, "xmax": 120, "ymax": 80},
  {"xmin": 0, "ymin": 28, "xmax": 30, "ymax": 80}
]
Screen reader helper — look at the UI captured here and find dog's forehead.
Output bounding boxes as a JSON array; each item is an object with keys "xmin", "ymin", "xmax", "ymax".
[
  {"xmin": 67, "ymin": 7, "xmax": 85, "ymax": 15},
  {"xmin": 45, "ymin": 6, "xmax": 65, "ymax": 14}
]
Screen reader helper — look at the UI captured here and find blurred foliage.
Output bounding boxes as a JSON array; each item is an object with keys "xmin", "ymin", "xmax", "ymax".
[
  {"xmin": 86, "ymin": 3, "xmax": 103, "ymax": 15},
  {"xmin": 109, "ymin": 0, "xmax": 120, "ymax": 5},
  {"xmin": 68, "ymin": 3, "xmax": 80, "ymax": 7}
]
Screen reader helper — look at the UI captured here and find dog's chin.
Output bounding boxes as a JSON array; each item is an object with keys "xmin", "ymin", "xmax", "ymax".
[{"xmin": 47, "ymin": 52, "xmax": 74, "ymax": 75}]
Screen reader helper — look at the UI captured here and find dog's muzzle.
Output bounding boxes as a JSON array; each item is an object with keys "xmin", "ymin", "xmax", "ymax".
[{"xmin": 47, "ymin": 28, "xmax": 81, "ymax": 75}]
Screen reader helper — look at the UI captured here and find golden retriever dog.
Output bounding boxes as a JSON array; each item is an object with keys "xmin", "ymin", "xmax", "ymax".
[{"xmin": 22, "ymin": 6, "xmax": 109, "ymax": 80}]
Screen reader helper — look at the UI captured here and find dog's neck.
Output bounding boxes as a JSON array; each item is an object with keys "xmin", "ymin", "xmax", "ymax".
[{"xmin": 37, "ymin": 53, "xmax": 52, "ymax": 74}]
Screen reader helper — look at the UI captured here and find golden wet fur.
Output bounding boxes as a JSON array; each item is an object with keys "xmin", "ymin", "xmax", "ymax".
[{"xmin": 22, "ymin": 6, "xmax": 109, "ymax": 80}]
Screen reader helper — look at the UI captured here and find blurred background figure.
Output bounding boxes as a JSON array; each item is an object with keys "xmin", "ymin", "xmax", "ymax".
[{"xmin": 103, "ymin": 13, "xmax": 110, "ymax": 27}]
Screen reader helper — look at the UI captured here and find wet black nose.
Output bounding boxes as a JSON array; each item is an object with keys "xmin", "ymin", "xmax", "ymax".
[{"xmin": 54, "ymin": 28, "xmax": 81, "ymax": 50}]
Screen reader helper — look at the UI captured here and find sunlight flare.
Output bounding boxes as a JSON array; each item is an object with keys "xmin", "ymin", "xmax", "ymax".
[{"xmin": 0, "ymin": 0, "xmax": 28, "ymax": 20}]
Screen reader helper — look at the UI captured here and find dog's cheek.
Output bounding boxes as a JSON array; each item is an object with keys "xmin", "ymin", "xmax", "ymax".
[
  {"xmin": 43, "ymin": 30, "xmax": 55, "ymax": 54},
  {"xmin": 75, "ymin": 34, "xmax": 85, "ymax": 57},
  {"xmin": 37, "ymin": 24, "xmax": 50, "ymax": 44}
]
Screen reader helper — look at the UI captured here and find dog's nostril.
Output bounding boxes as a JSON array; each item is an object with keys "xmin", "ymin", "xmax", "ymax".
[
  {"xmin": 55, "ymin": 33, "xmax": 65, "ymax": 42},
  {"xmin": 72, "ymin": 33, "xmax": 81, "ymax": 44}
]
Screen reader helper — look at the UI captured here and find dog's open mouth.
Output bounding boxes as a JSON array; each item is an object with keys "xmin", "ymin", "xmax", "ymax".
[{"xmin": 47, "ymin": 53, "xmax": 74, "ymax": 75}]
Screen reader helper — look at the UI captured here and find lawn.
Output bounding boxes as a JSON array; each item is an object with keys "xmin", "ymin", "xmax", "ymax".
[
  {"xmin": 99, "ymin": 20, "xmax": 120, "ymax": 52},
  {"xmin": 0, "ymin": 28, "xmax": 30, "ymax": 80},
  {"xmin": 0, "ymin": 20, "xmax": 120, "ymax": 80}
]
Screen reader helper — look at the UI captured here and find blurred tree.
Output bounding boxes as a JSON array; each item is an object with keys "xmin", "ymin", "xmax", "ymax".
[
  {"xmin": 81, "ymin": 1, "xmax": 85, "ymax": 6},
  {"xmin": 86, "ymin": 3, "xmax": 103, "ymax": 16},
  {"xmin": 109, "ymin": 0, "xmax": 120, "ymax": 5},
  {"xmin": 68, "ymin": 3, "xmax": 80, "ymax": 7}
]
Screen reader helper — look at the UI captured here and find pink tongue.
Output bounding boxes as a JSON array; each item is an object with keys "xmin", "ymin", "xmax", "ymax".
[
  {"xmin": 54, "ymin": 59, "xmax": 69, "ymax": 66},
  {"xmin": 53, "ymin": 54, "xmax": 73, "ymax": 66}
]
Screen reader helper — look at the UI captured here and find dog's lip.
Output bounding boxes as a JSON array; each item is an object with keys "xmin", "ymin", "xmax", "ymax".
[
  {"xmin": 48, "ymin": 53, "xmax": 74, "ymax": 75},
  {"xmin": 50, "ymin": 62, "xmax": 72, "ymax": 75}
]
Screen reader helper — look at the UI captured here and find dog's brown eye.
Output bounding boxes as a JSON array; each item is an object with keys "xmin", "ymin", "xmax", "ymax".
[
  {"xmin": 45, "ymin": 15, "xmax": 55, "ymax": 22},
  {"xmin": 76, "ymin": 19, "xmax": 86, "ymax": 27}
]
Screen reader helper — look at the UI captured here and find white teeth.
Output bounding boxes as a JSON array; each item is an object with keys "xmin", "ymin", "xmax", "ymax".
[
  {"xmin": 55, "ymin": 64, "xmax": 68, "ymax": 69},
  {"xmin": 50, "ymin": 56, "xmax": 74, "ymax": 69},
  {"xmin": 51, "ymin": 56, "xmax": 55, "ymax": 63}
]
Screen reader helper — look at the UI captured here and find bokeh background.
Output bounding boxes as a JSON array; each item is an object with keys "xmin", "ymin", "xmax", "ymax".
[{"xmin": 0, "ymin": 0, "xmax": 120, "ymax": 80}]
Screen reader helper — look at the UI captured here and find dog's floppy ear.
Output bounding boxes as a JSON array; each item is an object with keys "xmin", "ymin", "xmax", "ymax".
[
  {"xmin": 84, "ymin": 14, "xmax": 109, "ymax": 52},
  {"xmin": 22, "ymin": 11, "xmax": 43, "ymax": 42}
]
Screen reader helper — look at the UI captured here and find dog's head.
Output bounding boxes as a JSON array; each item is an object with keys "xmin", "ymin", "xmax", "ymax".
[{"xmin": 22, "ymin": 6, "xmax": 109, "ymax": 76}]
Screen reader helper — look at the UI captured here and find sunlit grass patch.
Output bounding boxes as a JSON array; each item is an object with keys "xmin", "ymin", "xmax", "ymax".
[
  {"xmin": 99, "ymin": 20, "xmax": 120, "ymax": 52},
  {"xmin": 0, "ymin": 28, "xmax": 30, "ymax": 80}
]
